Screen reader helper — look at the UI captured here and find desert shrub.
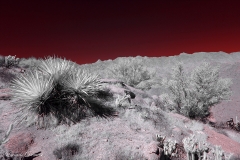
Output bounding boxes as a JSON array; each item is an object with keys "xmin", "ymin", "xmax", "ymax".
[
  {"xmin": 136, "ymin": 106, "xmax": 170, "ymax": 131},
  {"xmin": 53, "ymin": 142, "xmax": 81, "ymax": 160},
  {"xmin": 214, "ymin": 121, "xmax": 227, "ymax": 129},
  {"xmin": 2, "ymin": 55, "xmax": 20, "ymax": 68},
  {"xmin": 10, "ymin": 56, "xmax": 115, "ymax": 128},
  {"xmin": 107, "ymin": 57, "xmax": 154, "ymax": 87},
  {"xmin": 184, "ymin": 62, "xmax": 232, "ymax": 118},
  {"xmin": 18, "ymin": 56, "xmax": 42, "ymax": 69},
  {"xmin": 162, "ymin": 61, "xmax": 232, "ymax": 119},
  {"xmin": 153, "ymin": 97, "xmax": 166, "ymax": 111},
  {"xmin": 182, "ymin": 133, "xmax": 235, "ymax": 160},
  {"xmin": 161, "ymin": 62, "xmax": 189, "ymax": 113},
  {"xmin": 0, "ymin": 69, "xmax": 17, "ymax": 83},
  {"xmin": 0, "ymin": 56, "xmax": 4, "ymax": 67},
  {"xmin": 185, "ymin": 120, "xmax": 204, "ymax": 132}
]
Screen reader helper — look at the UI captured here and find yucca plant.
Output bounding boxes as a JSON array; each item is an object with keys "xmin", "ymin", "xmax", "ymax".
[
  {"xmin": 61, "ymin": 68, "xmax": 102, "ymax": 96},
  {"xmin": 10, "ymin": 56, "xmax": 115, "ymax": 128},
  {"xmin": 37, "ymin": 56, "xmax": 76, "ymax": 84},
  {"xmin": 59, "ymin": 68, "xmax": 115, "ymax": 119},
  {"xmin": 53, "ymin": 142, "xmax": 81, "ymax": 159},
  {"xmin": 9, "ymin": 57, "xmax": 79, "ymax": 126},
  {"xmin": 10, "ymin": 70, "xmax": 55, "ymax": 125}
]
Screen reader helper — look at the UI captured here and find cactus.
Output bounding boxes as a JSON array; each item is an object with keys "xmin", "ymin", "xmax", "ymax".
[
  {"xmin": 213, "ymin": 145, "xmax": 224, "ymax": 160},
  {"xmin": 156, "ymin": 134, "xmax": 178, "ymax": 158},
  {"xmin": 235, "ymin": 116, "xmax": 240, "ymax": 131},
  {"xmin": 4, "ymin": 55, "xmax": 20, "ymax": 68},
  {"xmin": 156, "ymin": 134, "xmax": 166, "ymax": 143},
  {"xmin": 224, "ymin": 152, "xmax": 234, "ymax": 160},
  {"xmin": 163, "ymin": 139, "xmax": 178, "ymax": 158},
  {"xmin": 182, "ymin": 134, "xmax": 232, "ymax": 160},
  {"xmin": 182, "ymin": 134, "xmax": 209, "ymax": 160},
  {"xmin": 183, "ymin": 134, "xmax": 197, "ymax": 160},
  {"xmin": 0, "ymin": 123, "xmax": 13, "ymax": 145}
]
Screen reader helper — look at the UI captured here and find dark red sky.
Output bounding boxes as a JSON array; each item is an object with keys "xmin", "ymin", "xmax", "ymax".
[{"xmin": 0, "ymin": 1, "xmax": 240, "ymax": 64}]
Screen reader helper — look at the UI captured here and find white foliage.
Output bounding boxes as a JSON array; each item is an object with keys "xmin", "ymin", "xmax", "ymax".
[
  {"xmin": 183, "ymin": 133, "xmax": 209, "ymax": 160},
  {"xmin": 163, "ymin": 139, "xmax": 177, "ymax": 157},
  {"xmin": 162, "ymin": 61, "xmax": 191, "ymax": 112},
  {"xmin": 162, "ymin": 61, "xmax": 232, "ymax": 118},
  {"xmin": 159, "ymin": 93, "xmax": 175, "ymax": 110},
  {"xmin": 190, "ymin": 62, "xmax": 232, "ymax": 108},
  {"xmin": 4, "ymin": 55, "xmax": 20, "ymax": 68},
  {"xmin": 108, "ymin": 57, "xmax": 153, "ymax": 86}
]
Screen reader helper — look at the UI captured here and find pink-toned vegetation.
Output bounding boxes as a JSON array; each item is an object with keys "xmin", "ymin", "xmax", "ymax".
[{"xmin": 0, "ymin": 53, "xmax": 240, "ymax": 160}]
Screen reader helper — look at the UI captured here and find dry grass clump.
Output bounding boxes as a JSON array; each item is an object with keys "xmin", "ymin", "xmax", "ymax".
[
  {"xmin": 114, "ymin": 149, "xmax": 147, "ymax": 160},
  {"xmin": 53, "ymin": 142, "xmax": 82, "ymax": 160},
  {"xmin": 185, "ymin": 120, "xmax": 204, "ymax": 132}
]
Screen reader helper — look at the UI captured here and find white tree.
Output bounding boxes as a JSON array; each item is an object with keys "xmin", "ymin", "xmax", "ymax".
[
  {"xmin": 162, "ymin": 61, "xmax": 232, "ymax": 119},
  {"xmin": 162, "ymin": 61, "xmax": 190, "ymax": 112},
  {"xmin": 186, "ymin": 62, "xmax": 232, "ymax": 118}
]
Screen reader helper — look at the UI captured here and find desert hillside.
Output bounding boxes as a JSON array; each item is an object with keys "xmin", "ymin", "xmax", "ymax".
[{"xmin": 0, "ymin": 52, "xmax": 240, "ymax": 160}]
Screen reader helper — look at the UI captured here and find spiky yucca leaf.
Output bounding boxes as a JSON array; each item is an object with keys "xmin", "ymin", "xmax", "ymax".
[
  {"xmin": 10, "ymin": 70, "xmax": 54, "ymax": 106},
  {"xmin": 61, "ymin": 69, "xmax": 103, "ymax": 97},
  {"xmin": 10, "ymin": 70, "xmax": 54, "ymax": 122},
  {"xmin": 0, "ymin": 123, "xmax": 13, "ymax": 145},
  {"xmin": 37, "ymin": 56, "xmax": 75, "ymax": 83}
]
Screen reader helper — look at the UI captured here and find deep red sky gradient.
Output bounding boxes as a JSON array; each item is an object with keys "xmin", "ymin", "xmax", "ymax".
[{"xmin": 0, "ymin": 1, "xmax": 240, "ymax": 64}]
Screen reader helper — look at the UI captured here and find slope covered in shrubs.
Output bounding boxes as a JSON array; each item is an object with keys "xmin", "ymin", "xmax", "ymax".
[{"xmin": 0, "ymin": 53, "xmax": 239, "ymax": 159}]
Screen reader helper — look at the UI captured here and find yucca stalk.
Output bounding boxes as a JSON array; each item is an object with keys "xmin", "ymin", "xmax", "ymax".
[{"xmin": 10, "ymin": 70, "xmax": 54, "ymax": 125}]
